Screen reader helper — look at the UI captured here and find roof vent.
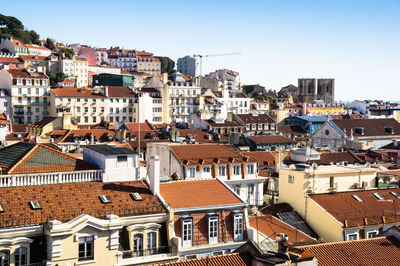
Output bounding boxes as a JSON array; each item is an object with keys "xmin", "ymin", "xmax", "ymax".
[
  {"xmin": 130, "ymin": 192, "xmax": 142, "ymax": 201},
  {"xmin": 29, "ymin": 201, "xmax": 42, "ymax": 209},
  {"xmin": 99, "ymin": 195, "xmax": 111, "ymax": 204}
]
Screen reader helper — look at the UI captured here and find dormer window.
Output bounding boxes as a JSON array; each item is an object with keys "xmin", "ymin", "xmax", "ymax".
[
  {"xmin": 26, "ymin": 79, "xmax": 32, "ymax": 85},
  {"xmin": 373, "ymin": 192, "xmax": 384, "ymax": 200},
  {"xmin": 17, "ymin": 78, "xmax": 22, "ymax": 85},
  {"xmin": 34, "ymin": 79, "xmax": 40, "ymax": 85},
  {"xmin": 355, "ymin": 127, "xmax": 364, "ymax": 135},
  {"xmin": 385, "ymin": 127, "xmax": 394, "ymax": 134}
]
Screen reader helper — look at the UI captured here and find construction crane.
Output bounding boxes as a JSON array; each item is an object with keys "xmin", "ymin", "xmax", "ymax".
[{"xmin": 193, "ymin": 52, "xmax": 241, "ymax": 76}]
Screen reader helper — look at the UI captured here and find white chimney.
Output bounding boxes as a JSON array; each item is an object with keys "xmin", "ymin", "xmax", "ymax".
[{"xmin": 149, "ymin": 155, "xmax": 160, "ymax": 195}]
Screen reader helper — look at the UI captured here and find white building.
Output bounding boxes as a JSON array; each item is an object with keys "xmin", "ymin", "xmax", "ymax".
[
  {"xmin": 61, "ymin": 57, "xmax": 88, "ymax": 88},
  {"xmin": 177, "ymin": 55, "xmax": 199, "ymax": 77},
  {"xmin": 203, "ymin": 69, "xmax": 241, "ymax": 91},
  {"xmin": 95, "ymin": 48, "xmax": 108, "ymax": 65},
  {"xmin": 168, "ymin": 72, "xmax": 201, "ymax": 123},
  {"xmin": 88, "ymin": 65, "xmax": 121, "ymax": 75}
]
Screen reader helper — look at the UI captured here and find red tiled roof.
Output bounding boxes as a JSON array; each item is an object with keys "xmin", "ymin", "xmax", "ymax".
[
  {"xmin": 248, "ymin": 135, "xmax": 295, "ymax": 144},
  {"xmin": 57, "ymin": 129, "xmax": 116, "ymax": 143},
  {"xmin": 19, "ymin": 55, "xmax": 48, "ymax": 61},
  {"xmin": 160, "ymin": 179, "xmax": 243, "ymax": 209},
  {"xmin": 236, "ymin": 114, "xmax": 275, "ymax": 124},
  {"xmin": 298, "ymin": 236, "xmax": 400, "ymax": 266},
  {"xmin": 27, "ymin": 117, "xmax": 59, "ymax": 128},
  {"xmin": 124, "ymin": 122, "xmax": 153, "ymax": 131},
  {"xmin": 0, "ymin": 181, "xmax": 165, "ymax": 227},
  {"xmin": 0, "ymin": 56, "xmax": 23, "ymax": 63},
  {"xmin": 7, "ymin": 68, "xmax": 47, "ymax": 79},
  {"xmin": 178, "ymin": 129, "xmax": 216, "ymax": 143},
  {"xmin": 151, "ymin": 252, "xmax": 251, "ymax": 266},
  {"xmin": 309, "ymin": 188, "xmax": 400, "ymax": 228},
  {"xmin": 242, "ymin": 151, "xmax": 275, "ymax": 166},
  {"xmin": 107, "ymin": 86, "xmax": 136, "ymax": 98},
  {"xmin": 332, "ymin": 118, "xmax": 400, "ymax": 137},
  {"xmin": 309, "ymin": 151, "xmax": 364, "ymax": 165},
  {"xmin": 11, "ymin": 40, "xmax": 25, "ymax": 47},
  {"xmin": 249, "ymin": 215, "xmax": 315, "ymax": 244},
  {"xmin": 50, "ymin": 87, "xmax": 105, "ymax": 98},
  {"xmin": 24, "ymin": 44, "xmax": 50, "ymax": 51},
  {"xmin": 169, "ymin": 144, "xmax": 256, "ymax": 165}
]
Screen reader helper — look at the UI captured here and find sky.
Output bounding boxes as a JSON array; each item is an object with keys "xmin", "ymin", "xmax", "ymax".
[{"xmin": 2, "ymin": 0, "xmax": 400, "ymax": 101}]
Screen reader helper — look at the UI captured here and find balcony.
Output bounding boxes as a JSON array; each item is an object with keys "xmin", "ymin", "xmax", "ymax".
[
  {"xmin": 118, "ymin": 246, "xmax": 176, "ymax": 266},
  {"xmin": 121, "ymin": 246, "xmax": 169, "ymax": 259},
  {"xmin": 14, "ymin": 111, "xmax": 24, "ymax": 115},
  {"xmin": 31, "ymin": 102, "xmax": 44, "ymax": 106}
]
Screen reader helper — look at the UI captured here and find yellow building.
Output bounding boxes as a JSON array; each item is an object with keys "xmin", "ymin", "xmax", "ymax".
[
  {"xmin": 19, "ymin": 55, "xmax": 48, "ymax": 72},
  {"xmin": 279, "ymin": 164, "xmax": 379, "ymax": 242},
  {"xmin": 306, "ymin": 103, "xmax": 344, "ymax": 116}
]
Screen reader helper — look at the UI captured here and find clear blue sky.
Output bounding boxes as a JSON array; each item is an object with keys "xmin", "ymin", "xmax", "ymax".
[{"xmin": 2, "ymin": 0, "xmax": 399, "ymax": 101}]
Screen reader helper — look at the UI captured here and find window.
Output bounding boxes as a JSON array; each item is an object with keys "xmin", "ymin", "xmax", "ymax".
[
  {"xmin": 188, "ymin": 167, "xmax": 195, "ymax": 178},
  {"xmin": 233, "ymin": 214, "xmax": 244, "ymax": 241},
  {"xmin": 30, "ymin": 201, "xmax": 42, "ymax": 209},
  {"xmin": 329, "ymin": 176, "xmax": 335, "ymax": 188},
  {"xmin": 133, "ymin": 234, "xmax": 143, "ymax": 256},
  {"xmin": 93, "ymin": 117, "xmax": 96, "ymax": 123},
  {"xmin": 367, "ymin": 231, "xmax": 378, "ymax": 238},
  {"xmin": 233, "ymin": 165, "xmax": 241, "ymax": 175},
  {"xmin": 36, "ymin": 88, "xmax": 39, "ymax": 95},
  {"xmin": 182, "ymin": 219, "xmax": 192, "ymax": 248},
  {"xmin": 84, "ymin": 107, "xmax": 88, "ymax": 113},
  {"xmin": 77, "ymin": 98, "xmax": 81, "ymax": 102},
  {"xmin": 77, "ymin": 107, "xmax": 80, "ymax": 113},
  {"xmin": 17, "ymin": 79, "xmax": 22, "ymax": 85},
  {"xmin": 78, "ymin": 236, "xmax": 94, "ymax": 261},
  {"xmin": 391, "ymin": 191, "xmax": 400, "ymax": 199},
  {"xmin": 203, "ymin": 166, "xmax": 211, "ymax": 173},
  {"xmin": 373, "ymin": 193, "xmax": 384, "ymax": 200},
  {"xmin": 110, "ymin": 107, "xmax": 113, "ymax": 113},
  {"xmin": 218, "ymin": 165, "xmax": 226, "ymax": 176},
  {"xmin": 352, "ymin": 194, "xmax": 363, "ymax": 202},
  {"xmin": 14, "ymin": 247, "xmax": 26, "ymax": 266},
  {"xmin": 84, "ymin": 117, "xmax": 88, "ymax": 123},
  {"xmin": 0, "ymin": 250, "xmax": 9, "ymax": 266},
  {"xmin": 247, "ymin": 164, "xmax": 254, "ymax": 175},
  {"xmin": 208, "ymin": 216, "xmax": 219, "ymax": 244},
  {"xmin": 288, "ymin": 175, "xmax": 294, "ymax": 184},
  {"xmin": 147, "ymin": 232, "xmax": 156, "ymax": 254},
  {"xmin": 92, "ymin": 107, "xmax": 96, "ymax": 113},
  {"xmin": 101, "ymin": 107, "xmax": 104, "ymax": 113},
  {"xmin": 130, "ymin": 193, "xmax": 142, "ymax": 201},
  {"xmin": 99, "ymin": 195, "xmax": 111, "ymax": 204},
  {"xmin": 117, "ymin": 156, "xmax": 127, "ymax": 162},
  {"xmin": 347, "ymin": 233, "xmax": 358, "ymax": 241}
]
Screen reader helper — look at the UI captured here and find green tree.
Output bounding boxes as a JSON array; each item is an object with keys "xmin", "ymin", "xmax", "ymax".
[
  {"xmin": 60, "ymin": 47, "xmax": 74, "ymax": 59},
  {"xmin": 0, "ymin": 14, "xmax": 40, "ymax": 45},
  {"xmin": 44, "ymin": 38, "xmax": 55, "ymax": 50},
  {"xmin": 156, "ymin": 56, "xmax": 175, "ymax": 74},
  {"xmin": 100, "ymin": 60, "xmax": 109, "ymax": 66},
  {"xmin": 48, "ymin": 72, "xmax": 67, "ymax": 88}
]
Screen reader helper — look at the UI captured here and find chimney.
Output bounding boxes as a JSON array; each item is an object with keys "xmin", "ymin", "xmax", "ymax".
[
  {"xmin": 276, "ymin": 233, "xmax": 289, "ymax": 254},
  {"xmin": 149, "ymin": 155, "xmax": 160, "ymax": 195}
]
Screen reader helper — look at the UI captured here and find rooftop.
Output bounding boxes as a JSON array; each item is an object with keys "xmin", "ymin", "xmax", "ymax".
[
  {"xmin": 236, "ymin": 114, "xmax": 275, "ymax": 124},
  {"xmin": 297, "ymin": 236, "xmax": 400, "ymax": 266},
  {"xmin": 332, "ymin": 118, "xmax": 400, "ymax": 137},
  {"xmin": 50, "ymin": 87, "xmax": 105, "ymax": 98},
  {"xmin": 159, "ymin": 179, "xmax": 244, "ymax": 210},
  {"xmin": 150, "ymin": 252, "xmax": 251, "ymax": 266},
  {"xmin": 248, "ymin": 135, "xmax": 295, "ymax": 144},
  {"xmin": 0, "ymin": 181, "xmax": 165, "ymax": 227}
]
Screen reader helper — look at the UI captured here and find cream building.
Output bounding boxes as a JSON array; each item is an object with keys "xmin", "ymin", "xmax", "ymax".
[
  {"xmin": 0, "ymin": 67, "xmax": 50, "ymax": 124},
  {"xmin": 61, "ymin": 57, "xmax": 88, "ymax": 88}
]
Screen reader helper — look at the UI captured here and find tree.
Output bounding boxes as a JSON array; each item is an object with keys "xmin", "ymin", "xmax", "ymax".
[
  {"xmin": 100, "ymin": 60, "xmax": 109, "ymax": 66},
  {"xmin": 60, "ymin": 47, "xmax": 74, "ymax": 59},
  {"xmin": 48, "ymin": 72, "xmax": 67, "ymax": 88},
  {"xmin": 44, "ymin": 38, "xmax": 55, "ymax": 50},
  {"xmin": 156, "ymin": 56, "xmax": 175, "ymax": 74},
  {"xmin": 0, "ymin": 14, "xmax": 40, "ymax": 45}
]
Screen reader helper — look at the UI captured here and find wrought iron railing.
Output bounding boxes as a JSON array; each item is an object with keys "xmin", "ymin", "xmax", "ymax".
[{"xmin": 121, "ymin": 246, "xmax": 170, "ymax": 258}]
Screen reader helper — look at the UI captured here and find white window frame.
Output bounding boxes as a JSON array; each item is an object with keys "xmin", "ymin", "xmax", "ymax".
[
  {"xmin": 367, "ymin": 230, "xmax": 378, "ymax": 238},
  {"xmin": 188, "ymin": 167, "xmax": 195, "ymax": 178},
  {"xmin": 78, "ymin": 236, "xmax": 94, "ymax": 261},
  {"xmin": 203, "ymin": 166, "xmax": 211, "ymax": 173},
  {"xmin": 218, "ymin": 165, "xmax": 226, "ymax": 176},
  {"xmin": 133, "ymin": 233, "xmax": 143, "ymax": 256},
  {"xmin": 182, "ymin": 219, "xmax": 193, "ymax": 248},
  {"xmin": 247, "ymin": 164, "xmax": 254, "ymax": 175},
  {"xmin": 208, "ymin": 216, "xmax": 219, "ymax": 244},
  {"xmin": 288, "ymin": 175, "xmax": 294, "ymax": 184},
  {"xmin": 233, "ymin": 164, "xmax": 241, "ymax": 176},
  {"xmin": 14, "ymin": 247, "xmax": 27, "ymax": 266},
  {"xmin": 147, "ymin": 232, "xmax": 157, "ymax": 254},
  {"xmin": 233, "ymin": 214, "xmax": 244, "ymax": 241},
  {"xmin": 346, "ymin": 233, "xmax": 358, "ymax": 241}
]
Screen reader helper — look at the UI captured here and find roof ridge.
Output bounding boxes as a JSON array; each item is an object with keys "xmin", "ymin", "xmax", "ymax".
[{"xmin": 299, "ymin": 236, "xmax": 387, "ymax": 248}]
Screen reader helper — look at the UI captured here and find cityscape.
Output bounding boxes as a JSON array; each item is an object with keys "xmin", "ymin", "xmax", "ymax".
[{"xmin": 0, "ymin": 1, "xmax": 399, "ymax": 265}]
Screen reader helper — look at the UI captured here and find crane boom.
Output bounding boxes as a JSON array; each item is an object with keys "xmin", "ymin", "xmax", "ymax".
[{"xmin": 192, "ymin": 52, "xmax": 241, "ymax": 76}]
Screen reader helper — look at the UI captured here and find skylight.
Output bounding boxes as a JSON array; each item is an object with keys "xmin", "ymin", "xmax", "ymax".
[
  {"xmin": 29, "ymin": 201, "xmax": 42, "ymax": 210},
  {"xmin": 130, "ymin": 192, "xmax": 142, "ymax": 201},
  {"xmin": 373, "ymin": 192, "xmax": 384, "ymax": 200},
  {"xmin": 0, "ymin": 203, "xmax": 4, "ymax": 212},
  {"xmin": 99, "ymin": 195, "xmax": 111, "ymax": 204},
  {"xmin": 390, "ymin": 191, "xmax": 400, "ymax": 199},
  {"xmin": 352, "ymin": 194, "xmax": 363, "ymax": 202}
]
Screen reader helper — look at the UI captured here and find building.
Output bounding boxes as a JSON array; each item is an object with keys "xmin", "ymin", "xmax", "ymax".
[
  {"xmin": 234, "ymin": 113, "xmax": 276, "ymax": 135},
  {"xmin": 250, "ymin": 100, "xmax": 269, "ymax": 114},
  {"xmin": 19, "ymin": 55, "xmax": 48, "ymax": 72},
  {"xmin": 0, "ymin": 67, "xmax": 50, "ymax": 124},
  {"xmin": 246, "ymin": 135, "xmax": 296, "ymax": 151},
  {"xmin": 311, "ymin": 118, "xmax": 400, "ymax": 151},
  {"xmin": 24, "ymin": 44, "xmax": 51, "ymax": 56},
  {"xmin": 298, "ymin": 78, "xmax": 334, "ymax": 103},
  {"xmin": 60, "ymin": 57, "xmax": 88, "ymax": 88},
  {"xmin": 0, "ymin": 54, "xmax": 24, "ymax": 69},
  {"xmin": 286, "ymin": 115, "xmax": 329, "ymax": 135},
  {"xmin": 0, "ymin": 37, "xmax": 28, "ymax": 55},
  {"xmin": 93, "ymin": 73, "xmax": 135, "ymax": 87},
  {"xmin": 303, "ymin": 101, "xmax": 344, "ymax": 116},
  {"xmin": 177, "ymin": 56, "xmax": 199, "ymax": 77},
  {"xmin": 168, "ymin": 72, "xmax": 201, "ymax": 123},
  {"xmin": 108, "ymin": 49, "xmax": 161, "ymax": 75},
  {"xmin": 95, "ymin": 47, "xmax": 108, "ymax": 65},
  {"xmin": 147, "ymin": 143, "xmax": 264, "ymax": 206}
]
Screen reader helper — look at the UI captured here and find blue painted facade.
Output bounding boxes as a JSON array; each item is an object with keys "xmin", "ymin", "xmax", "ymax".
[{"xmin": 285, "ymin": 116, "xmax": 329, "ymax": 135}]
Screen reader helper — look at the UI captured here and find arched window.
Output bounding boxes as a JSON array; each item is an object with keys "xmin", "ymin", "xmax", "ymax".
[
  {"xmin": 0, "ymin": 250, "xmax": 10, "ymax": 266},
  {"xmin": 14, "ymin": 247, "xmax": 26, "ymax": 266}
]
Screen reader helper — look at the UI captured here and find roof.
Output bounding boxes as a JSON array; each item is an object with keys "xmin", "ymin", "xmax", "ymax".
[
  {"xmin": 292, "ymin": 116, "xmax": 329, "ymax": 122},
  {"xmin": 298, "ymin": 236, "xmax": 400, "ymax": 266},
  {"xmin": 169, "ymin": 144, "xmax": 256, "ymax": 166},
  {"xmin": 248, "ymin": 135, "xmax": 295, "ymax": 145},
  {"xmin": 7, "ymin": 68, "xmax": 47, "ymax": 79},
  {"xmin": 83, "ymin": 145, "xmax": 135, "ymax": 155},
  {"xmin": 0, "ymin": 181, "xmax": 165, "ymax": 227},
  {"xmin": 123, "ymin": 122, "xmax": 153, "ymax": 132},
  {"xmin": 159, "ymin": 179, "xmax": 244, "ymax": 210},
  {"xmin": 242, "ymin": 151, "xmax": 275, "ymax": 166},
  {"xmin": 55, "ymin": 129, "xmax": 116, "ymax": 143},
  {"xmin": 27, "ymin": 117, "xmax": 59, "ymax": 128},
  {"xmin": 277, "ymin": 124, "xmax": 307, "ymax": 135},
  {"xmin": 150, "ymin": 252, "xmax": 251, "ymax": 266},
  {"xmin": 24, "ymin": 44, "xmax": 50, "ymax": 51},
  {"xmin": 236, "ymin": 114, "xmax": 274, "ymax": 124},
  {"xmin": 178, "ymin": 129, "xmax": 216, "ymax": 143},
  {"xmin": 50, "ymin": 87, "xmax": 105, "ymax": 98},
  {"xmin": 0, "ymin": 142, "xmax": 97, "ymax": 174},
  {"xmin": 0, "ymin": 56, "xmax": 23, "ymax": 63},
  {"xmin": 107, "ymin": 86, "xmax": 136, "ymax": 98},
  {"xmin": 309, "ymin": 151, "xmax": 364, "ymax": 165},
  {"xmin": 309, "ymin": 188, "xmax": 400, "ymax": 228},
  {"xmin": 206, "ymin": 119, "xmax": 243, "ymax": 128},
  {"xmin": 332, "ymin": 118, "xmax": 400, "ymax": 137},
  {"xmin": 249, "ymin": 215, "xmax": 315, "ymax": 244},
  {"xmin": 19, "ymin": 55, "xmax": 48, "ymax": 61}
]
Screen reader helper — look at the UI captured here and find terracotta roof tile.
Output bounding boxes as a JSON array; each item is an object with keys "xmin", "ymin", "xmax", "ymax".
[
  {"xmin": 160, "ymin": 179, "xmax": 243, "ymax": 209},
  {"xmin": 332, "ymin": 118, "xmax": 400, "ymax": 137},
  {"xmin": 242, "ymin": 151, "xmax": 275, "ymax": 166},
  {"xmin": 237, "ymin": 114, "xmax": 274, "ymax": 124},
  {"xmin": 107, "ymin": 86, "xmax": 136, "ymax": 98},
  {"xmin": 27, "ymin": 117, "xmax": 59, "ymax": 128},
  {"xmin": 248, "ymin": 135, "xmax": 295, "ymax": 144},
  {"xmin": 309, "ymin": 151, "xmax": 364, "ymax": 165},
  {"xmin": 0, "ymin": 181, "xmax": 165, "ymax": 227},
  {"xmin": 124, "ymin": 122, "xmax": 153, "ymax": 131},
  {"xmin": 297, "ymin": 236, "xmax": 400, "ymax": 266},
  {"xmin": 309, "ymin": 188, "xmax": 400, "ymax": 227},
  {"xmin": 50, "ymin": 87, "xmax": 105, "ymax": 98},
  {"xmin": 151, "ymin": 252, "xmax": 251, "ymax": 266},
  {"xmin": 7, "ymin": 68, "xmax": 47, "ymax": 79}
]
